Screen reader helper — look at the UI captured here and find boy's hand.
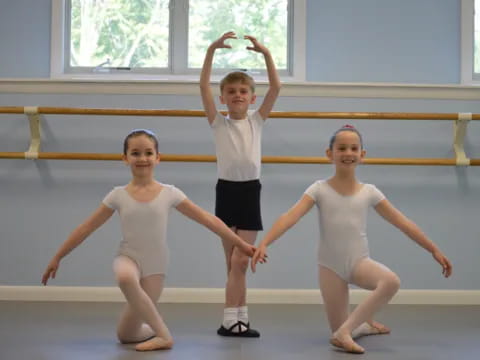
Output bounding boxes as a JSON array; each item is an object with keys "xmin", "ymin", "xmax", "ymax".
[
  {"xmin": 210, "ymin": 31, "xmax": 237, "ymax": 50},
  {"xmin": 251, "ymin": 245, "xmax": 268, "ymax": 273},
  {"xmin": 432, "ymin": 250, "xmax": 452, "ymax": 278},
  {"xmin": 244, "ymin": 35, "xmax": 268, "ymax": 54}
]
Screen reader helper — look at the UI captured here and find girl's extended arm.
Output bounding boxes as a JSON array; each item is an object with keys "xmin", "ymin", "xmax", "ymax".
[
  {"xmin": 375, "ymin": 199, "xmax": 452, "ymax": 277},
  {"xmin": 251, "ymin": 195, "xmax": 315, "ymax": 272},
  {"xmin": 175, "ymin": 198, "xmax": 255, "ymax": 257},
  {"xmin": 41, "ymin": 204, "xmax": 115, "ymax": 285}
]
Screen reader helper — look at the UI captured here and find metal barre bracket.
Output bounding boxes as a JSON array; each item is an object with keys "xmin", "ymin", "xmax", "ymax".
[
  {"xmin": 23, "ymin": 106, "xmax": 41, "ymax": 159},
  {"xmin": 453, "ymin": 113, "xmax": 471, "ymax": 166}
]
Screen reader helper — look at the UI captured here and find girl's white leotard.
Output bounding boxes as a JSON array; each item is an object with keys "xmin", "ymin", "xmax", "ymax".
[
  {"xmin": 304, "ymin": 180, "xmax": 385, "ymax": 282},
  {"xmin": 103, "ymin": 184, "xmax": 186, "ymax": 277}
]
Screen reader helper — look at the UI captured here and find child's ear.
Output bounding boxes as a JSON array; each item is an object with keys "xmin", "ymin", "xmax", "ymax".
[
  {"xmin": 360, "ymin": 149, "xmax": 366, "ymax": 161},
  {"xmin": 250, "ymin": 94, "xmax": 257, "ymax": 104},
  {"xmin": 219, "ymin": 95, "xmax": 226, "ymax": 104},
  {"xmin": 122, "ymin": 154, "xmax": 128, "ymax": 165},
  {"xmin": 325, "ymin": 148, "xmax": 333, "ymax": 161}
]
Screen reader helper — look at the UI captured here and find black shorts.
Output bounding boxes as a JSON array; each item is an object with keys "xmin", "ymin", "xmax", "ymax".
[{"xmin": 215, "ymin": 179, "xmax": 263, "ymax": 231}]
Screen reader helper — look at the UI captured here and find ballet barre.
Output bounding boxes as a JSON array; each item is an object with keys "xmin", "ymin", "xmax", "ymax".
[{"xmin": 0, "ymin": 106, "xmax": 478, "ymax": 166}]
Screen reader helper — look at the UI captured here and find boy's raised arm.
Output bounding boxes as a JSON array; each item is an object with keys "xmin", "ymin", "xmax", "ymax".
[
  {"xmin": 200, "ymin": 32, "xmax": 237, "ymax": 124},
  {"xmin": 244, "ymin": 35, "xmax": 281, "ymax": 120}
]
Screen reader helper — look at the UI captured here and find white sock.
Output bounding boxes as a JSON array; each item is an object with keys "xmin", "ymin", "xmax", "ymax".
[
  {"xmin": 238, "ymin": 306, "xmax": 249, "ymax": 323},
  {"xmin": 222, "ymin": 307, "xmax": 238, "ymax": 331},
  {"xmin": 238, "ymin": 306, "xmax": 249, "ymax": 331}
]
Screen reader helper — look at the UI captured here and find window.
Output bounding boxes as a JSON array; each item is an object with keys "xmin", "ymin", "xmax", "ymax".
[
  {"xmin": 51, "ymin": 0, "xmax": 305, "ymax": 80},
  {"xmin": 461, "ymin": 0, "xmax": 480, "ymax": 83}
]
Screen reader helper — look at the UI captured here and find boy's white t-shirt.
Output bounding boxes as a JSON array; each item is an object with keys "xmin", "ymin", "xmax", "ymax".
[{"xmin": 211, "ymin": 110, "xmax": 264, "ymax": 181}]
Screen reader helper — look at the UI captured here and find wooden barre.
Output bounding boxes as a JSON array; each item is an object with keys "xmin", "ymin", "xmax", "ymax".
[
  {"xmin": 0, "ymin": 152, "xmax": 478, "ymax": 165},
  {"xmin": 1, "ymin": 106, "xmax": 480, "ymax": 120}
]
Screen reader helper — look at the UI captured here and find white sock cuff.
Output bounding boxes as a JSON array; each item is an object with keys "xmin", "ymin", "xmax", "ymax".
[
  {"xmin": 238, "ymin": 306, "xmax": 248, "ymax": 314},
  {"xmin": 224, "ymin": 307, "xmax": 238, "ymax": 313}
]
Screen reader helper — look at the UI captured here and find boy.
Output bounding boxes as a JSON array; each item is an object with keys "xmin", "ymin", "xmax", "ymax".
[{"xmin": 200, "ymin": 31, "xmax": 281, "ymax": 337}]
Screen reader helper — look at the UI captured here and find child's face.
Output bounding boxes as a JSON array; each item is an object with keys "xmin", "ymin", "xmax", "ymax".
[
  {"xmin": 220, "ymin": 82, "xmax": 256, "ymax": 114},
  {"xmin": 326, "ymin": 131, "xmax": 365, "ymax": 168},
  {"xmin": 123, "ymin": 135, "xmax": 160, "ymax": 176}
]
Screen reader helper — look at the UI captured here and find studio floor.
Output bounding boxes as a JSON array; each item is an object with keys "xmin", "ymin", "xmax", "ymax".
[{"xmin": 0, "ymin": 301, "xmax": 478, "ymax": 360}]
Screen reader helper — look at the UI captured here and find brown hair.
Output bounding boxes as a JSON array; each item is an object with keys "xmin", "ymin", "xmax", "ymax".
[
  {"xmin": 220, "ymin": 71, "xmax": 255, "ymax": 93},
  {"xmin": 123, "ymin": 129, "xmax": 159, "ymax": 155},
  {"xmin": 329, "ymin": 125, "xmax": 363, "ymax": 149}
]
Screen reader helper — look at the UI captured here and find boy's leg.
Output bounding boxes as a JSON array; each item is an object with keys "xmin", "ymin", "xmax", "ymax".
[
  {"xmin": 331, "ymin": 258, "xmax": 400, "ymax": 353},
  {"xmin": 218, "ymin": 229, "xmax": 259, "ymax": 336},
  {"xmin": 113, "ymin": 256, "xmax": 173, "ymax": 351},
  {"xmin": 227, "ymin": 229, "xmax": 257, "ymax": 307}
]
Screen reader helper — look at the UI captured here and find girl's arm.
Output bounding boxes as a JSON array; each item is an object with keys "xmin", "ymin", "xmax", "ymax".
[
  {"xmin": 251, "ymin": 195, "xmax": 315, "ymax": 272},
  {"xmin": 175, "ymin": 198, "xmax": 256, "ymax": 256},
  {"xmin": 41, "ymin": 204, "xmax": 115, "ymax": 285},
  {"xmin": 375, "ymin": 199, "xmax": 452, "ymax": 277}
]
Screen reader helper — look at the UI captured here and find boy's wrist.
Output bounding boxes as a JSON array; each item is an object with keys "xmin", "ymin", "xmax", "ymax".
[
  {"xmin": 261, "ymin": 49, "xmax": 271, "ymax": 56},
  {"xmin": 208, "ymin": 44, "xmax": 218, "ymax": 52}
]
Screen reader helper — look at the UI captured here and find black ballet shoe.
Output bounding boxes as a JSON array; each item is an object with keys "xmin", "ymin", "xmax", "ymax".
[{"xmin": 217, "ymin": 321, "xmax": 260, "ymax": 338}]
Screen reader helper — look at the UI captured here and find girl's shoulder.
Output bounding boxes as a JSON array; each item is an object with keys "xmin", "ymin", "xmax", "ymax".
[
  {"xmin": 360, "ymin": 183, "xmax": 387, "ymax": 201},
  {"xmin": 156, "ymin": 182, "xmax": 187, "ymax": 199},
  {"xmin": 156, "ymin": 182, "xmax": 176, "ymax": 192},
  {"xmin": 361, "ymin": 183, "xmax": 382, "ymax": 192},
  {"xmin": 304, "ymin": 179, "xmax": 329, "ymax": 197},
  {"xmin": 309, "ymin": 179, "xmax": 328, "ymax": 188},
  {"xmin": 106, "ymin": 184, "xmax": 128, "ymax": 196}
]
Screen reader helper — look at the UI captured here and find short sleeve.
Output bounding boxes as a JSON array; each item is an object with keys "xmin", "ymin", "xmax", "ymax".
[
  {"xmin": 250, "ymin": 110, "xmax": 265, "ymax": 124},
  {"xmin": 168, "ymin": 185, "xmax": 187, "ymax": 207},
  {"xmin": 102, "ymin": 187, "xmax": 120, "ymax": 210},
  {"xmin": 210, "ymin": 112, "xmax": 224, "ymax": 128},
  {"xmin": 304, "ymin": 181, "xmax": 320, "ymax": 202},
  {"xmin": 367, "ymin": 184, "xmax": 386, "ymax": 206}
]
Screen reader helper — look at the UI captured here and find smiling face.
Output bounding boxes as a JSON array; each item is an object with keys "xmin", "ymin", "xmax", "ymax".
[
  {"xmin": 326, "ymin": 130, "xmax": 365, "ymax": 169},
  {"xmin": 220, "ymin": 82, "xmax": 257, "ymax": 118},
  {"xmin": 123, "ymin": 134, "xmax": 160, "ymax": 178}
]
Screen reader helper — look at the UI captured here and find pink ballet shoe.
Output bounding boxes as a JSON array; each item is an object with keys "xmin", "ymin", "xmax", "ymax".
[{"xmin": 330, "ymin": 336, "xmax": 365, "ymax": 354}]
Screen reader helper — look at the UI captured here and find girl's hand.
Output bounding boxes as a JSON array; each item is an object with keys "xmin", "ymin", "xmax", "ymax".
[
  {"xmin": 238, "ymin": 242, "xmax": 256, "ymax": 258},
  {"xmin": 251, "ymin": 245, "xmax": 268, "ymax": 273},
  {"xmin": 42, "ymin": 258, "xmax": 60, "ymax": 285},
  {"xmin": 432, "ymin": 250, "xmax": 452, "ymax": 278},
  {"xmin": 244, "ymin": 35, "xmax": 268, "ymax": 54},
  {"xmin": 210, "ymin": 31, "xmax": 237, "ymax": 50}
]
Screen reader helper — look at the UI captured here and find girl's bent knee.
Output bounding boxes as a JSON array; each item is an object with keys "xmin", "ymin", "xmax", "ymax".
[
  {"xmin": 382, "ymin": 273, "xmax": 401, "ymax": 295},
  {"xmin": 115, "ymin": 271, "xmax": 138, "ymax": 288}
]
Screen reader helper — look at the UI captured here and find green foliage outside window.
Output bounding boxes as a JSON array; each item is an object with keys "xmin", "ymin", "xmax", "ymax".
[{"xmin": 69, "ymin": 0, "xmax": 288, "ymax": 71}]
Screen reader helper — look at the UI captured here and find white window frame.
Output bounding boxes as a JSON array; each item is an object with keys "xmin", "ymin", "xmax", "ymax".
[
  {"xmin": 461, "ymin": 0, "xmax": 477, "ymax": 84},
  {"xmin": 50, "ymin": 0, "xmax": 306, "ymax": 82}
]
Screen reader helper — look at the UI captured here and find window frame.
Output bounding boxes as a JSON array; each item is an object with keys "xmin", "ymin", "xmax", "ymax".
[
  {"xmin": 50, "ymin": 0, "xmax": 306, "ymax": 81},
  {"xmin": 461, "ymin": 0, "xmax": 478, "ymax": 84}
]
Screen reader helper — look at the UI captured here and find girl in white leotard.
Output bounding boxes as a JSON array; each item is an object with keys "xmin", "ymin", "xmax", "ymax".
[
  {"xmin": 42, "ymin": 129, "xmax": 256, "ymax": 352},
  {"xmin": 252, "ymin": 125, "xmax": 452, "ymax": 354}
]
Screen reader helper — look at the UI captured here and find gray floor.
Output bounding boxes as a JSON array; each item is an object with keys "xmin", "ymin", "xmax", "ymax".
[{"xmin": 0, "ymin": 301, "xmax": 479, "ymax": 360}]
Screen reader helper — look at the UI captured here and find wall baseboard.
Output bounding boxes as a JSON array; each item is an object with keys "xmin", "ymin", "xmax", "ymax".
[{"xmin": 1, "ymin": 286, "xmax": 479, "ymax": 305}]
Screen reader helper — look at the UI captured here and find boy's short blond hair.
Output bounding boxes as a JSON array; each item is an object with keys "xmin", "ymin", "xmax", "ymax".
[{"xmin": 220, "ymin": 71, "xmax": 255, "ymax": 93}]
